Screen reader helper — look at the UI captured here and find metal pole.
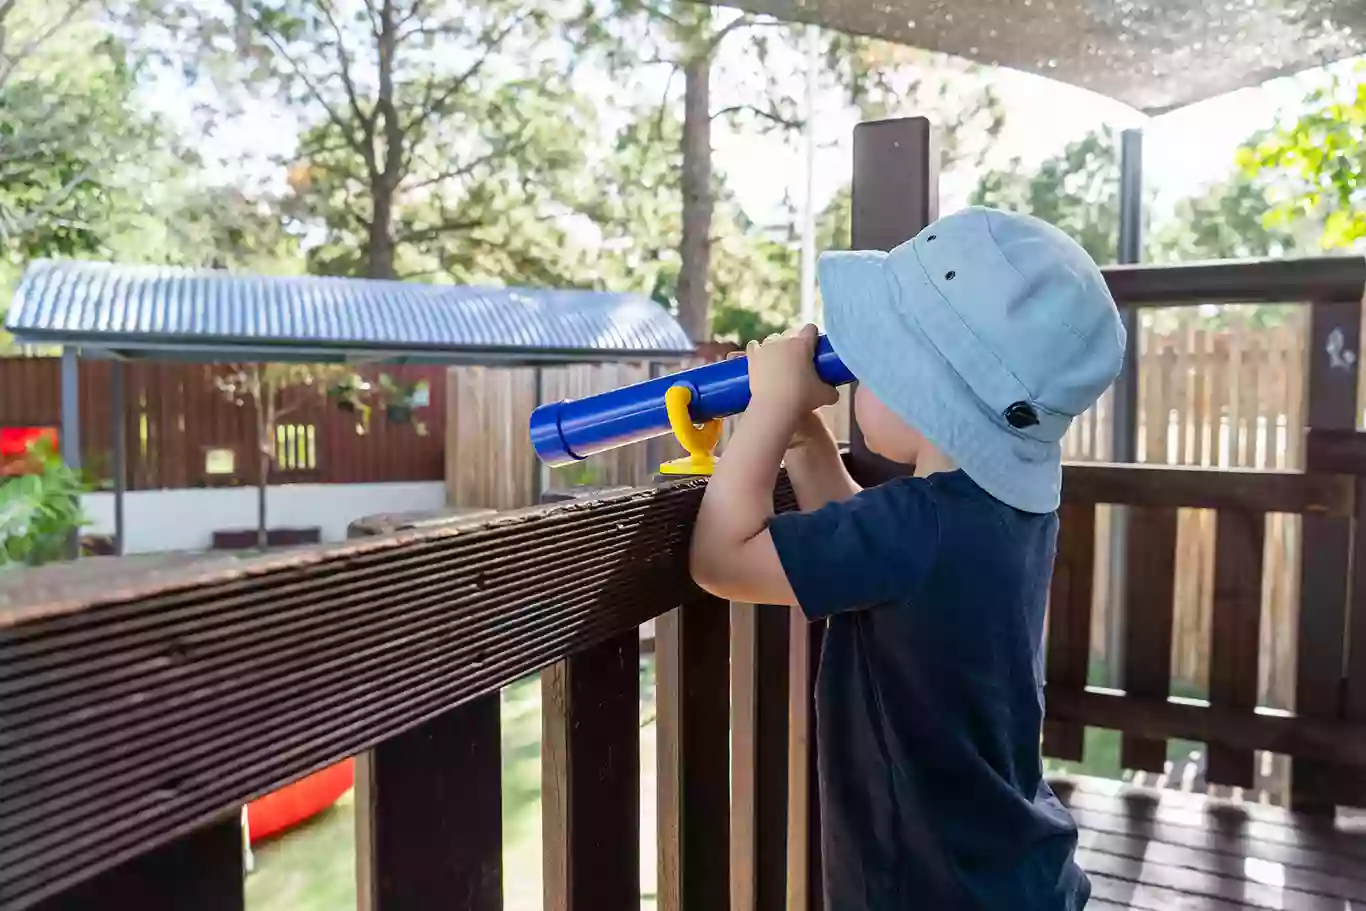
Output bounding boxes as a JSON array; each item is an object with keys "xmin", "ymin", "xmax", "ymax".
[
  {"xmin": 60, "ymin": 347, "xmax": 82, "ymax": 560},
  {"xmin": 799, "ymin": 23, "xmax": 820, "ymax": 326},
  {"xmin": 111, "ymin": 360, "xmax": 126, "ymax": 556},
  {"xmin": 531, "ymin": 366, "xmax": 545, "ymax": 503},
  {"xmin": 1106, "ymin": 127, "xmax": 1144, "ymax": 688}
]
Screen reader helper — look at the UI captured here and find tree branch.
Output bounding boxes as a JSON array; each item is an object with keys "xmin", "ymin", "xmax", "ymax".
[
  {"xmin": 630, "ymin": 0, "xmax": 683, "ymax": 28},
  {"xmin": 395, "ymin": 217, "xmax": 484, "ymax": 245},
  {"xmin": 317, "ymin": 0, "xmax": 377, "ymax": 166},
  {"xmin": 406, "ymin": 10, "xmax": 534, "ymax": 134},
  {"xmin": 650, "ymin": 63, "xmax": 682, "ymax": 142},
  {"xmin": 248, "ymin": 9, "xmax": 373, "ymax": 170},
  {"xmin": 704, "ymin": 15, "xmax": 786, "ymax": 54},
  {"xmin": 401, "ymin": 135, "xmax": 535, "ymax": 195},
  {"xmin": 711, "ymin": 103, "xmax": 801, "ymax": 130},
  {"xmin": 0, "ymin": 0, "xmax": 93, "ymax": 91}
]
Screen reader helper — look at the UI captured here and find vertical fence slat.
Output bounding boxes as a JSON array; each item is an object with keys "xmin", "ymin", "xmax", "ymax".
[
  {"xmin": 1207, "ymin": 508, "xmax": 1265, "ymax": 788},
  {"xmin": 1295, "ymin": 298, "xmax": 1361, "ymax": 812},
  {"xmin": 356, "ymin": 693, "xmax": 503, "ymax": 911},
  {"xmin": 542, "ymin": 631, "xmax": 640, "ymax": 911},
  {"xmin": 1347, "ymin": 477, "xmax": 1366, "ymax": 747},
  {"xmin": 1043, "ymin": 501, "xmax": 1097, "ymax": 761},
  {"xmin": 1120, "ymin": 505, "xmax": 1178, "ymax": 773},
  {"xmin": 785, "ymin": 616, "xmax": 824, "ymax": 911},
  {"xmin": 32, "ymin": 814, "xmax": 244, "ymax": 911},
  {"xmin": 731, "ymin": 603, "xmax": 790, "ymax": 911},
  {"xmin": 657, "ymin": 590, "xmax": 731, "ymax": 911}
]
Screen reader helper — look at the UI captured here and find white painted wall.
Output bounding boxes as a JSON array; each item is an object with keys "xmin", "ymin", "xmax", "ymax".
[{"xmin": 82, "ymin": 482, "xmax": 447, "ymax": 554}]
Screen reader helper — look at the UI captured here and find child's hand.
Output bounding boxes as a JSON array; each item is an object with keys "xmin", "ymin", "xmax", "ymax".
[{"xmin": 746, "ymin": 323, "xmax": 839, "ymax": 419}]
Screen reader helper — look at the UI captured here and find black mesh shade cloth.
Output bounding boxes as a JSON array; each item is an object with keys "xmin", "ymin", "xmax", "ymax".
[{"xmin": 723, "ymin": 0, "xmax": 1364, "ymax": 112}]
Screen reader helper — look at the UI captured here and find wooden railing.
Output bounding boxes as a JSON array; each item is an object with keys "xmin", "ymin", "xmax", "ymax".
[{"xmin": 5, "ymin": 454, "xmax": 1366, "ymax": 910}]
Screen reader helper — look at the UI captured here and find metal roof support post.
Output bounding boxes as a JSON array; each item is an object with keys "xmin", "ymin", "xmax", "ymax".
[
  {"xmin": 531, "ymin": 366, "xmax": 545, "ymax": 503},
  {"xmin": 1106, "ymin": 127, "xmax": 1144, "ymax": 689},
  {"xmin": 60, "ymin": 346, "xmax": 82, "ymax": 560},
  {"xmin": 112, "ymin": 360, "xmax": 127, "ymax": 556}
]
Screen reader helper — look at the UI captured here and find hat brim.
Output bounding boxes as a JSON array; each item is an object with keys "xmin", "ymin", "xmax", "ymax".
[{"xmin": 818, "ymin": 250, "xmax": 1062, "ymax": 514}]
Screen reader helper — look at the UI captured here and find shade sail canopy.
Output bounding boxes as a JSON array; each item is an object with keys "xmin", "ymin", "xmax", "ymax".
[
  {"xmin": 3, "ymin": 260, "xmax": 695, "ymax": 364},
  {"xmin": 727, "ymin": 0, "xmax": 1363, "ymax": 113}
]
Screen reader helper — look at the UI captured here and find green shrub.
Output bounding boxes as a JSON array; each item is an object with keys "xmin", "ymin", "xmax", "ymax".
[{"xmin": 1, "ymin": 438, "xmax": 90, "ymax": 568}]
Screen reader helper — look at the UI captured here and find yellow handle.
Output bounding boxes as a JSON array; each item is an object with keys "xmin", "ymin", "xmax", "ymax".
[{"xmin": 659, "ymin": 384, "xmax": 722, "ymax": 476}]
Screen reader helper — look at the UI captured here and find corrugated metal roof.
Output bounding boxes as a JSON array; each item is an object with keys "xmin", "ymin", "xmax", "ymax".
[{"xmin": 3, "ymin": 260, "xmax": 695, "ymax": 363}]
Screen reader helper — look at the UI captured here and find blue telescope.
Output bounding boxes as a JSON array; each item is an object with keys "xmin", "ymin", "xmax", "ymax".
[{"xmin": 530, "ymin": 334, "xmax": 855, "ymax": 467}]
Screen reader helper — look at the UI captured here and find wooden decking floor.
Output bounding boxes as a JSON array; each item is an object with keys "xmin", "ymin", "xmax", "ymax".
[{"xmin": 1048, "ymin": 775, "xmax": 1366, "ymax": 910}]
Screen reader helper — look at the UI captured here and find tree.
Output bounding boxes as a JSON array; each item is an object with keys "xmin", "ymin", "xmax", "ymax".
[
  {"xmin": 970, "ymin": 124, "xmax": 1303, "ymax": 267},
  {"xmin": 213, "ymin": 363, "xmax": 423, "ymax": 549},
  {"xmin": 1237, "ymin": 64, "xmax": 1366, "ymax": 250},
  {"xmin": 172, "ymin": 0, "xmax": 600, "ymax": 282},
  {"xmin": 1148, "ymin": 173, "xmax": 1300, "ymax": 263},
  {"xmin": 578, "ymin": 5, "xmax": 1006, "ymax": 342},
  {"xmin": 0, "ymin": 4, "xmax": 162, "ymax": 271},
  {"xmin": 970, "ymin": 126, "xmax": 1127, "ymax": 264},
  {"xmin": 572, "ymin": 1, "xmax": 808, "ymax": 341}
]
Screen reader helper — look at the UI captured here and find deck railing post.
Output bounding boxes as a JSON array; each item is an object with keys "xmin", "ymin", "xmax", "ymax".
[
  {"xmin": 354, "ymin": 694, "xmax": 503, "ymax": 911},
  {"xmin": 654, "ymin": 473, "xmax": 731, "ymax": 911},
  {"xmin": 779, "ymin": 115, "xmax": 939, "ymax": 911},
  {"xmin": 730, "ymin": 602, "xmax": 791, "ymax": 911},
  {"xmin": 538, "ymin": 487, "xmax": 642, "ymax": 911},
  {"xmin": 1294, "ymin": 294, "xmax": 1364, "ymax": 812}
]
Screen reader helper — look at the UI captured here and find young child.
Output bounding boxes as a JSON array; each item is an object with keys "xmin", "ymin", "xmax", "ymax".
[{"xmin": 690, "ymin": 206, "xmax": 1124, "ymax": 910}]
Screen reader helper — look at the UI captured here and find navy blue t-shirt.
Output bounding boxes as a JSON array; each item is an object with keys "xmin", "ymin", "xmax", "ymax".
[{"xmin": 768, "ymin": 469, "xmax": 1089, "ymax": 911}]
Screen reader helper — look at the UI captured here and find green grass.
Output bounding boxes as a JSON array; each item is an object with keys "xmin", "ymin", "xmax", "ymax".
[{"xmin": 247, "ymin": 667, "xmax": 659, "ymax": 911}]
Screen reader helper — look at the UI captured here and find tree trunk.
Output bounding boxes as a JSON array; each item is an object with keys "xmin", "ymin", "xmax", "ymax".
[
  {"xmin": 677, "ymin": 53, "xmax": 713, "ymax": 343},
  {"xmin": 367, "ymin": 1, "xmax": 402, "ymax": 280},
  {"xmin": 367, "ymin": 194, "xmax": 397, "ymax": 280}
]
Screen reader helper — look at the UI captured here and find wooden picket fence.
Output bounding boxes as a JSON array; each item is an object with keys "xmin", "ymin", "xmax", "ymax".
[
  {"xmin": 1067, "ymin": 309, "xmax": 1309, "ymax": 711},
  {"xmin": 0, "ymin": 358, "xmax": 448, "ymax": 487}
]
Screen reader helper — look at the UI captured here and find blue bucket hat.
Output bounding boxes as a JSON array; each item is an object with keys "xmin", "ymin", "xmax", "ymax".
[{"xmin": 818, "ymin": 206, "xmax": 1126, "ymax": 514}]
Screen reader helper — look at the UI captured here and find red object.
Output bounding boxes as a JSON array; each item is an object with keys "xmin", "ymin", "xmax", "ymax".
[
  {"xmin": 0, "ymin": 426, "xmax": 55, "ymax": 457},
  {"xmin": 0, "ymin": 427, "xmax": 57, "ymax": 476},
  {"xmin": 245, "ymin": 759, "xmax": 354, "ymax": 843}
]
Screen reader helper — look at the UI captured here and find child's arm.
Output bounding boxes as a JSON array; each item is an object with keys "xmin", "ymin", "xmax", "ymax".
[
  {"xmin": 690, "ymin": 325, "xmax": 838, "ymax": 605},
  {"xmin": 784, "ymin": 411, "xmax": 861, "ymax": 512}
]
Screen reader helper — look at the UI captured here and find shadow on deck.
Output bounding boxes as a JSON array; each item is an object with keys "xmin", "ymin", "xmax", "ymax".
[{"xmin": 1051, "ymin": 775, "xmax": 1366, "ymax": 910}]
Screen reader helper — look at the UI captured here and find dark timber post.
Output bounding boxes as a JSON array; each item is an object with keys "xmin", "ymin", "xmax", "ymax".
[
  {"xmin": 540, "ymin": 488, "xmax": 642, "ymax": 911},
  {"xmin": 1294, "ymin": 294, "xmax": 1363, "ymax": 812},
  {"xmin": 847, "ymin": 116, "xmax": 939, "ymax": 486},
  {"xmin": 355, "ymin": 696, "xmax": 503, "ymax": 911},
  {"xmin": 657, "ymin": 566, "xmax": 731, "ymax": 911},
  {"xmin": 731, "ymin": 600, "xmax": 790, "ymax": 911},
  {"xmin": 1107, "ymin": 127, "xmax": 1144, "ymax": 689},
  {"xmin": 788, "ymin": 116, "xmax": 939, "ymax": 911}
]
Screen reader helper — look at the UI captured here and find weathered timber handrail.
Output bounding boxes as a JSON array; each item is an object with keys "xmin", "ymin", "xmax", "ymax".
[
  {"xmin": 1046, "ymin": 687, "xmax": 1366, "ymax": 768},
  {"xmin": 1061, "ymin": 462, "xmax": 1354, "ymax": 515},
  {"xmin": 1306, "ymin": 428, "xmax": 1366, "ymax": 475},
  {"xmin": 0, "ymin": 480, "xmax": 714, "ymax": 909},
  {"xmin": 1102, "ymin": 255, "xmax": 1366, "ymax": 305}
]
